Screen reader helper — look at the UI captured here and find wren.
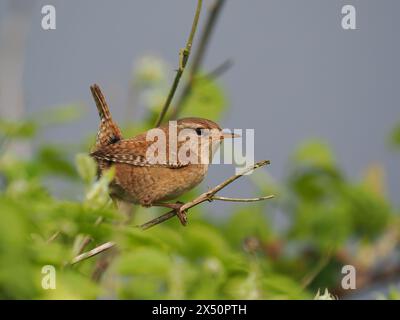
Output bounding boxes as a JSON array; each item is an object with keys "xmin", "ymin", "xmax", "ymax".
[{"xmin": 89, "ymin": 84, "xmax": 236, "ymax": 225}]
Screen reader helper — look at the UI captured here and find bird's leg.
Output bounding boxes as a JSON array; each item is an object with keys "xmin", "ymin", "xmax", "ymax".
[{"xmin": 152, "ymin": 201, "xmax": 188, "ymax": 226}]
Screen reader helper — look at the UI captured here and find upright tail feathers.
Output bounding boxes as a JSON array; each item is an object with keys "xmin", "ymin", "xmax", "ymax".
[{"xmin": 90, "ymin": 84, "xmax": 123, "ymax": 148}]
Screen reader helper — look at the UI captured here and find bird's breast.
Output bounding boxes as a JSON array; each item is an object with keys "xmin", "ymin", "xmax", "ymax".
[{"xmin": 110, "ymin": 163, "xmax": 208, "ymax": 205}]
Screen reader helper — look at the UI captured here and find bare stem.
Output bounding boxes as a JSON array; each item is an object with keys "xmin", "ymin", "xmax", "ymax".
[
  {"xmin": 155, "ymin": 0, "xmax": 203, "ymax": 127},
  {"xmin": 46, "ymin": 231, "xmax": 61, "ymax": 244},
  {"xmin": 170, "ymin": 0, "xmax": 226, "ymax": 120},
  {"xmin": 201, "ymin": 58, "xmax": 233, "ymax": 81},
  {"xmin": 71, "ymin": 241, "xmax": 116, "ymax": 265},
  {"xmin": 211, "ymin": 195, "xmax": 275, "ymax": 202}
]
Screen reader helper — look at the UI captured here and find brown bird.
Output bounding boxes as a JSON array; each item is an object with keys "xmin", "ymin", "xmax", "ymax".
[{"xmin": 89, "ymin": 84, "xmax": 236, "ymax": 225}]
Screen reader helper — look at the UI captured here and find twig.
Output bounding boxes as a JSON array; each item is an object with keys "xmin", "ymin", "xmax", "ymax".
[
  {"xmin": 74, "ymin": 216, "xmax": 104, "ymax": 256},
  {"xmin": 71, "ymin": 241, "xmax": 115, "ymax": 265},
  {"xmin": 76, "ymin": 236, "xmax": 93, "ymax": 255},
  {"xmin": 92, "ymin": 249, "xmax": 117, "ymax": 282},
  {"xmin": 46, "ymin": 231, "xmax": 61, "ymax": 244},
  {"xmin": 71, "ymin": 160, "xmax": 273, "ymax": 264},
  {"xmin": 155, "ymin": 0, "xmax": 203, "ymax": 127},
  {"xmin": 170, "ymin": 0, "xmax": 227, "ymax": 120},
  {"xmin": 201, "ymin": 58, "xmax": 233, "ymax": 81},
  {"xmin": 211, "ymin": 195, "xmax": 274, "ymax": 202},
  {"xmin": 139, "ymin": 160, "xmax": 271, "ymax": 230}
]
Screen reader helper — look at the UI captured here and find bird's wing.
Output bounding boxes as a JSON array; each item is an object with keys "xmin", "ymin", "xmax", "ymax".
[{"xmin": 90, "ymin": 138, "xmax": 188, "ymax": 168}]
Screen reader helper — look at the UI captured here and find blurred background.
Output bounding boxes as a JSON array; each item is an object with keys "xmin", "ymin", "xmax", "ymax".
[{"xmin": 0, "ymin": 0, "xmax": 399, "ymax": 300}]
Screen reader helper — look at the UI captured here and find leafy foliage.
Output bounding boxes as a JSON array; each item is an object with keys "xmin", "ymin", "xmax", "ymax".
[
  {"xmin": 180, "ymin": 75, "xmax": 227, "ymax": 120},
  {"xmin": 0, "ymin": 56, "xmax": 398, "ymax": 300}
]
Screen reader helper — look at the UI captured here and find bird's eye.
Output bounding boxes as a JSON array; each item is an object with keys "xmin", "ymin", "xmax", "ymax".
[{"xmin": 195, "ymin": 128, "xmax": 202, "ymax": 136}]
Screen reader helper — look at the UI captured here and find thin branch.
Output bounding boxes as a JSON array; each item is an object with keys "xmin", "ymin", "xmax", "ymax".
[
  {"xmin": 46, "ymin": 231, "xmax": 61, "ymax": 244},
  {"xmin": 170, "ymin": 0, "xmax": 227, "ymax": 120},
  {"xmin": 155, "ymin": 0, "xmax": 203, "ymax": 127},
  {"xmin": 71, "ymin": 241, "xmax": 115, "ymax": 265},
  {"xmin": 201, "ymin": 58, "xmax": 233, "ymax": 81},
  {"xmin": 76, "ymin": 236, "xmax": 93, "ymax": 255},
  {"xmin": 71, "ymin": 160, "xmax": 273, "ymax": 264},
  {"xmin": 211, "ymin": 195, "xmax": 274, "ymax": 202},
  {"xmin": 139, "ymin": 160, "xmax": 271, "ymax": 230},
  {"xmin": 74, "ymin": 216, "xmax": 104, "ymax": 256}
]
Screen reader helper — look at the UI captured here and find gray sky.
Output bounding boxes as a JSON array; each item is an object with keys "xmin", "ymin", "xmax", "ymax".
[{"xmin": 1, "ymin": 0, "xmax": 399, "ymax": 207}]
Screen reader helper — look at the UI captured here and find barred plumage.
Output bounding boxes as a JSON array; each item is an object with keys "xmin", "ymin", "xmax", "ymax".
[
  {"xmin": 90, "ymin": 84, "xmax": 123, "ymax": 148},
  {"xmin": 89, "ymin": 83, "xmax": 229, "ymax": 225}
]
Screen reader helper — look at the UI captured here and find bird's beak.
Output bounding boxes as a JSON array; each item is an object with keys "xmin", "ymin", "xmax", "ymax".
[{"xmin": 220, "ymin": 132, "xmax": 241, "ymax": 140}]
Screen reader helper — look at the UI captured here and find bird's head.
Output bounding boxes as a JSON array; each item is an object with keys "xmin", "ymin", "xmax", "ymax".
[{"xmin": 165, "ymin": 117, "xmax": 239, "ymax": 164}]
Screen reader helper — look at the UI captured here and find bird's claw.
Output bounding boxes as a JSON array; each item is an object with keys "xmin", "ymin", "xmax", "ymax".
[
  {"xmin": 173, "ymin": 202, "xmax": 187, "ymax": 226},
  {"xmin": 176, "ymin": 208, "xmax": 188, "ymax": 226}
]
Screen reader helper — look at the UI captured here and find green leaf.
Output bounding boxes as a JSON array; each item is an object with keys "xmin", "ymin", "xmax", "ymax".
[
  {"xmin": 84, "ymin": 166, "xmax": 114, "ymax": 209},
  {"xmin": 180, "ymin": 76, "xmax": 227, "ymax": 121},
  {"xmin": 224, "ymin": 207, "xmax": 272, "ymax": 247},
  {"xmin": 75, "ymin": 153, "xmax": 97, "ymax": 185},
  {"xmin": 35, "ymin": 104, "xmax": 84, "ymax": 126},
  {"xmin": 290, "ymin": 199, "xmax": 353, "ymax": 250},
  {"xmin": 37, "ymin": 145, "xmax": 77, "ymax": 178},
  {"xmin": 224, "ymin": 271, "xmax": 261, "ymax": 300},
  {"xmin": 263, "ymin": 273, "xmax": 311, "ymax": 300},
  {"xmin": 344, "ymin": 185, "xmax": 391, "ymax": 239},
  {"xmin": 292, "ymin": 140, "xmax": 336, "ymax": 169},
  {"xmin": 180, "ymin": 223, "xmax": 231, "ymax": 260},
  {"xmin": 0, "ymin": 119, "xmax": 37, "ymax": 139},
  {"xmin": 117, "ymin": 248, "xmax": 171, "ymax": 277}
]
